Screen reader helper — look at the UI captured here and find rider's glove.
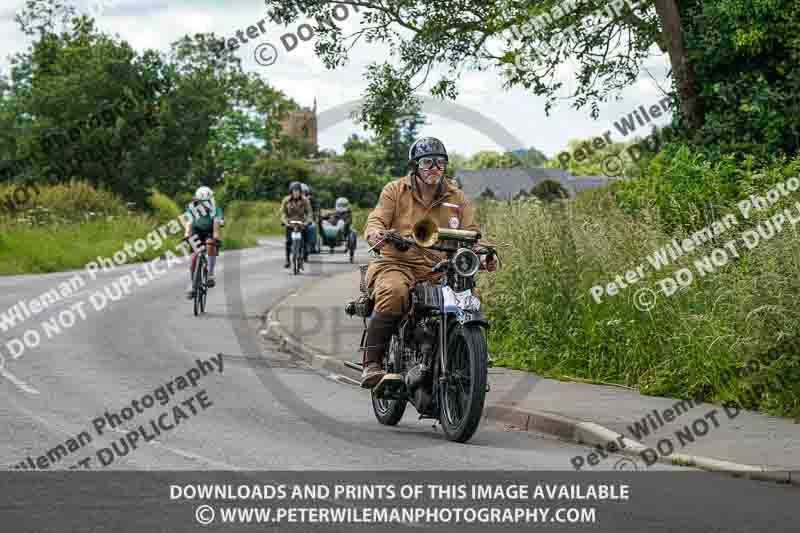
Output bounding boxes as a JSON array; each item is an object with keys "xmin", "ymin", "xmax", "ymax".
[{"xmin": 366, "ymin": 230, "xmax": 386, "ymax": 251}]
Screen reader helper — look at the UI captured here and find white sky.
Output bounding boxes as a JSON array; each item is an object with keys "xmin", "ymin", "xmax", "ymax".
[{"xmin": 0, "ymin": 0, "xmax": 675, "ymax": 159}]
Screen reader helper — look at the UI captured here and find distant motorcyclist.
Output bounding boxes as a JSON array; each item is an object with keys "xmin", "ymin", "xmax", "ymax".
[
  {"xmin": 302, "ymin": 183, "xmax": 320, "ymax": 258},
  {"xmin": 280, "ymin": 182, "xmax": 313, "ymax": 269},
  {"xmin": 322, "ymin": 197, "xmax": 353, "ymax": 239}
]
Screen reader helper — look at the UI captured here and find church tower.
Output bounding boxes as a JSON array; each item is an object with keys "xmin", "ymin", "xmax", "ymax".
[{"xmin": 277, "ymin": 98, "xmax": 318, "ymax": 155}]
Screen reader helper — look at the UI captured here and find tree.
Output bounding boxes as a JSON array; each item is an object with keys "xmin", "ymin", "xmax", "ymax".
[
  {"xmin": 6, "ymin": 0, "xmax": 296, "ymax": 204},
  {"xmin": 267, "ymin": 0, "xmax": 800, "ymax": 159},
  {"xmin": 264, "ymin": 0, "xmax": 700, "ymax": 130},
  {"xmin": 464, "ymin": 150, "xmax": 522, "ymax": 169},
  {"xmin": 374, "ymin": 99, "xmax": 425, "ymax": 178},
  {"xmin": 514, "ymin": 147, "xmax": 549, "ymax": 167}
]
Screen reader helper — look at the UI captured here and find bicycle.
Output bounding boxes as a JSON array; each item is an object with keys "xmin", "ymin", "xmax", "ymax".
[{"xmin": 186, "ymin": 237, "xmax": 221, "ymax": 316}]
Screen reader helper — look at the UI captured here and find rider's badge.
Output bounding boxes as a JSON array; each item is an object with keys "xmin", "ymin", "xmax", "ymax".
[{"xmin": 449, "ymin": 216, "xmax": 460, "ymax": 229}]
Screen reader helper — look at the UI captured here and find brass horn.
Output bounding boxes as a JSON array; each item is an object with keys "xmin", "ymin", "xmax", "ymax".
[{"xmin": 412, "ymin": 218, "xmax": 481, "ymax": 247}]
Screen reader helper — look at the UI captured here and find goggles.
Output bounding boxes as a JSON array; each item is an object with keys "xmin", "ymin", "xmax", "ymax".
[{"xmin": 418, "ymin": 156, "xmax": 448, "ymax": 170}]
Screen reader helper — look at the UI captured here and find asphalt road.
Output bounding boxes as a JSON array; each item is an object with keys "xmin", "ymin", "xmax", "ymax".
[
  {"xmin": 0, "ymin": 238, "xmax": 796, "ymax": 531},
  {"xmin": 1, "ymin": 240, "xmax": 619, "ymax": 470}
]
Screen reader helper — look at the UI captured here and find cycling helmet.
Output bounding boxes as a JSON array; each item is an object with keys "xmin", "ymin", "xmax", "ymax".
[
  {"xmin": 408, "ymin": 137, "xmax": 448, "ymax": 161},
  {"xmin": 289, "ymin": 181, "xmax": 302, "ymax": 193},
  {"xmin": 300, "ymin": 183, "xmax": 310, "ymax": 195},
  {"xmin": 335, "ymin": 197, "xmax": 350, "ymax": 213},
  {"xmin": 194, "ymin": 186, "xmax": 214, "ymax": 201}
]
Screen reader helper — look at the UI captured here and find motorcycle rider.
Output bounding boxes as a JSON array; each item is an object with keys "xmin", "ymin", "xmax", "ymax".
[
  {"xmin": 301, "ymin": 183, "xmax": 320, "ymax": 258},
  {"xmin": 281, "ymin": 181, "xmax": 313, "ymax": 269},
  {"xmin": 361, "ymin": 137, "xmax": 498, "ymax": 388},
  {"xmin": 322, "ymin": 197, "xmax": 353, "ymax": 240},
  {"xmin": 183, "ymin": 186, "xmax": 223, "ymax": 299},
  {"xmin": 335, "ymin": 197, "xmax": 353, "ymax": 237}
]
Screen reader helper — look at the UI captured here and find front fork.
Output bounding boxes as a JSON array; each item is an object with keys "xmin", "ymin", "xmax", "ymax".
[{"xmin": 438, "ymin": 304, "xmax": 448, "ymax": 383}]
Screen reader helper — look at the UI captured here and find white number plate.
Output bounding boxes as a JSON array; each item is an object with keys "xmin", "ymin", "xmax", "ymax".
[
  {"xmin": 442, "ymin": 287, "xmax": 481, "ymax": 312},
  {"xmin": 291, "ymin": 231, "xmax": 302, "ymax": 240}
]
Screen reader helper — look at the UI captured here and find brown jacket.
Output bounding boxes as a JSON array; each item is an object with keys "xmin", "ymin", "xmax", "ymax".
[
  {"xmin": 280, "ymin": 195, "xmax": 312, "ymax": 225},
  {"xmin": 364, "ymin": 174, "xmax": 479, "ymax": 269}
]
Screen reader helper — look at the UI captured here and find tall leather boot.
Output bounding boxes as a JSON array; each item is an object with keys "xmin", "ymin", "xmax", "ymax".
[{"xmin": 361, "ymin": 312, "xmax": 402, "ymax": 388}]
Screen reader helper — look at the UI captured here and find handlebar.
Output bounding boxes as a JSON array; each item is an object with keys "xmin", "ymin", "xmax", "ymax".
[
  {"xmin": 373, "ymin": 230, "xmax": 496, "ymax": 256},
  {"xmin": 181, "ymin": 236, "xmax": 222, "ymax": 248}
]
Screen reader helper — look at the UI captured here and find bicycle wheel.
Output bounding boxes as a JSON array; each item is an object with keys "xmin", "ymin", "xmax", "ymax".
[
  {"xmin": 192, "ymin": 254, "xmax": 204, "ymax": 316},
  {"xmin": 200, "ymin": 261, "xmax": 208, "ymax": 313}
]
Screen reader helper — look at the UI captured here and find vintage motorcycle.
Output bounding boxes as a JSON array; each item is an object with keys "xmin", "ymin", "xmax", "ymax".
[
  {"xmin": 319, "ymin": 207, "xmax": 357, "ymax": 262},
  {"xmin": 345, "ymin": 219, "xmax": 498, "ymax": 443}
]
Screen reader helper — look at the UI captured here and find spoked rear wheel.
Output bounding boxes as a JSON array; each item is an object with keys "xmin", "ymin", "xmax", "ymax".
[
  {"xmin": 371, "ymin": 394, "xmax": 407, "ymax": 426},
  {"xmin": 199, "ymin": 263, "xmax": 208, "ymax": 313},
  {"xmin": 192, "ymin": 255, "xmax": 205, "ymax": 316},
  {"xmin": 371, "ymin": 334, "xmax": 407, "ymax": 426},
  {"xmin": 439, "ymin": 325, "xmax": 488, "ymax": 443}
]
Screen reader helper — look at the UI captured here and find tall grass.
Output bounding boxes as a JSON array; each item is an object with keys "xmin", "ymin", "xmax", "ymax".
[
  {"xmin": 0, "ymin": 216, "xmax": 180, "ymax": 274},
  {"xmin": 148, "ymin": 188, "xmax": 182, "ymax": 222},
  {"xmin": 0, "ymin": 184, "xmax": 289, "ymax": 274},
  {"xmin": 477, "ymin": 190, "xmax": 800, "ymax": 418},
  {"xmin": 222, "ymin": 200, "xmax": 284, "ymax": 249}
]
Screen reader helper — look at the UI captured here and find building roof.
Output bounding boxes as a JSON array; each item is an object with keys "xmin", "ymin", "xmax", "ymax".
[{"xmin": 454, "ymin": 167, "xmax": 617, "ymax": 199}]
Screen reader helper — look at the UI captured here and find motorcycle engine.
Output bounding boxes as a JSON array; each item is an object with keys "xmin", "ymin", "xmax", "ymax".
[{"xmin": 403, "ymin": 319, "xmax": 437, "ymax": 392}]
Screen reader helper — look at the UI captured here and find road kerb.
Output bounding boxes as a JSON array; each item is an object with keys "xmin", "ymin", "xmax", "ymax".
[{"xmin": 263, "ymin": 274, "xmax": 799, "ymax": 486}]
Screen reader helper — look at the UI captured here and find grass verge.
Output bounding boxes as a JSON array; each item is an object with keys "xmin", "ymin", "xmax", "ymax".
[{"xmin": 477, "ymin": 190, "xmax": 800, "ymax": 419}]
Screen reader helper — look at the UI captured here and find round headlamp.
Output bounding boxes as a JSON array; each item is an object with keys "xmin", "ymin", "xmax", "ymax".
[{"xmin": 453, "ymin": 248, "xmax": 481, "ymax": 277}]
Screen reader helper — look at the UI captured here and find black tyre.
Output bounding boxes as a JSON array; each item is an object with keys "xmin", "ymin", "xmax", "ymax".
[
  {"xmin": 372, "ymin": 393, "xmax": 407, "ymax": 426},
  {"xmin": 199, "ymin": 264, "xmax": 207, "ymax": 313},
  {"xmin": 348, "ymin": 232, "xmax": 356, "ymax": 263},
  {"xmin": 371, "ymin": 333, "xmax": 407, "ymax": 425},
  {"xmin": 192, "ymin": 256, "xmax": 204, "ymax": 316},
  {"xmin": 292, "ymin": 240, "xmax": 301, "ymax": 275},
  {"xmin": 438, "ymin": 325, "xmax": 488, "ymax": 443}
]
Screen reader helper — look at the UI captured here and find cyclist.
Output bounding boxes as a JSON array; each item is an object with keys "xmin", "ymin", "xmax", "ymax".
[
  {"xmin": 183, "ymin": 186, "xmax": 223, "ymax": 299},
  {"xmin": 280, "ymin": 181, "xmax": 313, "ymax": 268}
]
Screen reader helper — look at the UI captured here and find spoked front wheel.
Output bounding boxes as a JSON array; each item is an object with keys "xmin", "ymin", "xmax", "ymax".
[
  {"xmin": 292, "ymin": 241, "xmax": 302, "ymax": 275},
  {"xmin": 348, "ymin": 232, "xmax": 357, "ymax": 263},
  {"xmin": 438, "ymin": 325, "xmax": 488, "ymax": 443}
]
